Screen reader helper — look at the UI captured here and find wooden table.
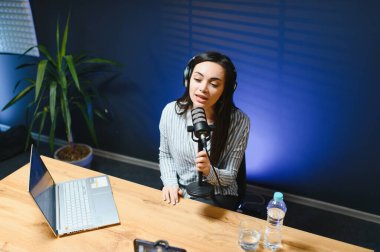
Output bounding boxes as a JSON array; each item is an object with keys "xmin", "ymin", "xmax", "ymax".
[{"xmin": 0, "ymin": 156, "xmax": 373, "ymax": 251}]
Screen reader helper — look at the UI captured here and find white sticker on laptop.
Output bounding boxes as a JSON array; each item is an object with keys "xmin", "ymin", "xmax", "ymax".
[{"xmin": 91, "ymin": 177, "xmax": 108, "ymax": 188}]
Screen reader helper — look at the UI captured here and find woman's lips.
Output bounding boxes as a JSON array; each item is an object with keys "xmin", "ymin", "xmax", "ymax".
[{"xmin": 195, "ymin": 94, "xmax": 208, "ymax": 103}]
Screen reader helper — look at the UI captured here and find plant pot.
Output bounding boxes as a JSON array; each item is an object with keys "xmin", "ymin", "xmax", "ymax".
[{"xmin": 54, "ymin": 143, "xmax": 93, "ymax": 168}]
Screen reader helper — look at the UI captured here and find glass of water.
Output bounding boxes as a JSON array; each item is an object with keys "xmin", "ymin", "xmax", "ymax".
[{"xmin": 238, "ymin": 220, "xmax": 261, "ymax": 251}]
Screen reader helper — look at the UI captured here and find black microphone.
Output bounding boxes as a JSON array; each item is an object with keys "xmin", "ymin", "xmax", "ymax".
[
  {"xmin": 186, "ymin": 107, "xmax": 214, "ymax": 198},
  {"xmin": 191, "ymin": 107, "xmax": 210, "ymax": 141}
]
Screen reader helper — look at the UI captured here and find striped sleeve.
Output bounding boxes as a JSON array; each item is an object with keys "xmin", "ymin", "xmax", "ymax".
[
  {"xmin": 206, "ymin": 109, "xmax": 250, "ymax": 190},
  {"xmin": 159, "ymin": 103, "xmax": 179, "ymax": 186}
]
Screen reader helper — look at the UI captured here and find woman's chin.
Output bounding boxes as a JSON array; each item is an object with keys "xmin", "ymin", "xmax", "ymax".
[{"xmin": 192, "ymin": 101, "xmax": 207, "ymax": 108}]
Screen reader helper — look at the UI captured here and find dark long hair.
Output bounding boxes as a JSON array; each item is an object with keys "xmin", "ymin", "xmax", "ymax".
[{"xmin": 176, "ymin": 51, "xmax": 237, "ymax": 166}]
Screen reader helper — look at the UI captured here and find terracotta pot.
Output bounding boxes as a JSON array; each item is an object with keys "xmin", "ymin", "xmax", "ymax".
[{"xmin": 54, "ymin": 143, "xmax": 93, "ymax": 168}]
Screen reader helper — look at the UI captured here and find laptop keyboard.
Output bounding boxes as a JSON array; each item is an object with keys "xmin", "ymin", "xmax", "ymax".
[{"xmin": 63, "ymin": 180, "xmax": 92, "ymax": 229}]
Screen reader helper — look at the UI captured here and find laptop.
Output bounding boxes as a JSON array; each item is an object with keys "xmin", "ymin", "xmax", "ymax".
[{"xmin": 28, "ymin": 145, "xmax": 120, "ymax": 237}]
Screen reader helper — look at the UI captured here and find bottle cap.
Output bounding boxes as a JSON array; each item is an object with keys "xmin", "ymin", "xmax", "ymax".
[{"xmin": 274, "ymin": 192, "xmax": 283, "ymax": 201}]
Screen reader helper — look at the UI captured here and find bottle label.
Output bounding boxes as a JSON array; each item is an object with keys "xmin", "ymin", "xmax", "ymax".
[{"xmin": 267, "ymin": 208, "xmax": 285, "ymax": 226}]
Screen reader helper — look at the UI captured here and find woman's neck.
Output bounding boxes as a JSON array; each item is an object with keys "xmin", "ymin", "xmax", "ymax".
[{"xmin": 204, "ymin": 108, "xmax": 215, "ymax": 124}]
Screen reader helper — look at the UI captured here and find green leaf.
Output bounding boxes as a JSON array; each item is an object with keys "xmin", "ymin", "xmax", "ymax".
[
  {"xmin": 19, "ymin": 46, "xmax": 38, "ymax": 58},
  {"xmin": 2, "ymin": 84, "xmax": 34, "ymax": 111},
  {"xmin": 13, "ymin": 78, "xmax": 36, "ymax": 93},
  {"xmin": 49, "ymin": 109, "xmax": 58, "ymax": 152},
  {"xmin": 13, "ymin": 80, "xmax": 23, "ymax": 93},
  {"xmin": 38, "ymin": 107, "xmax": 48, "ymax": 144},
  {"xmin": 26, "ymin": 83, "xmax": 54, "ymax": 151},
  {"xmin": 25, "ymin": 84, "xmax": 46, "ymax": 149},
  {"xmin": 58, "ymin": 70, "xmax": 68, "ymax": 89},
  {"xmin": 60, "ymin": 15, "xmax": 70, "ymax": 60},
  {"xmin": 26, "ymin": 108, "xmax": 43, "ymax": 149},
  {"xmin": 56, "ymin": 18, "xmax": 60, "ymax": 58},
  {"xmin": 35, "ymin": 60, "xmax": 48, "ymax": 101},
  {"xmin": 25, "ymin": 78, "xmax": 36, "ymax": 84},
  {"xmin": 16, "ymin": 63, "xmax": 37, "ymax": 70},
  {"xmin": 49, "ymin": 81, "xmax": 57, "ymax": 123},
  {"xmin": 64, "ymin": 55, "xmax": 81, "ymax": 91},
  {"xmin": 82, "ymin": 57, "xmax": 121, "ymax": 66},
  {"xmin": 60, "ymin": 91, "xmax": 72, "ymax": 144},
  {"xmin": 37, "ymin": 45, "xmax": 57, "ymax": 67},
  {"xmin": 32, "ymin": 85, "xmax": 47, "ymax": 123}
]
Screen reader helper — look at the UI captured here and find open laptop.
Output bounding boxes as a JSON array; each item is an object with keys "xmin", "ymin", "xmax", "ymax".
[{"xmin": 28, "ymin": 145, "xmax": 120, "ymax": 237}]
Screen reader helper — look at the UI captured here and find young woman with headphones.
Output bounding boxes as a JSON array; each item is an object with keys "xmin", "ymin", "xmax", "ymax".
[{"xmin": 159, "ymin": 51, "xmax": 250, "ymax": 210}]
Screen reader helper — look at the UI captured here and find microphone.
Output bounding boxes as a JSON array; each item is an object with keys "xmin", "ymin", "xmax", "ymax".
[
  {"xmin": 186, "ymin": 107, "xmax": 214, "ymax": 198},
  {"xmin": 191, "ymin": 107, "xmax": 210, "ymax": 142}
]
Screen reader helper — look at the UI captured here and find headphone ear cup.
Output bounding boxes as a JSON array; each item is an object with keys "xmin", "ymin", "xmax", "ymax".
[
  {"xmin": 183, "ymin": 66, "xmax": 189, "ymax": 88},
  {"xmin": 183, "ymin": 56, "xmax": 196, "ymax": 88}
]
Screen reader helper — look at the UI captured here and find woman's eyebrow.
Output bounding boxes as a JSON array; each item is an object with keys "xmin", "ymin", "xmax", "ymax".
[
  {"xmin": 194, "ymin": 72, "xmax": 222, "ymax": 81},
  {"xmin": 209, "ymin": 77, "xmax": 222, "ymax": 82}
]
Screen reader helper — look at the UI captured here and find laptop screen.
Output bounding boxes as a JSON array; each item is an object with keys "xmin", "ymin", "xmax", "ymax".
[{"xmin": 29, "ymin": 146, "xmax": 56, "ymax": 231}]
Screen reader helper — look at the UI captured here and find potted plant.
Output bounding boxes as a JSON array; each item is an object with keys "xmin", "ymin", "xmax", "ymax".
[{"xmin": 2, "ymin": 15, "xmax": 119, "ymax": 167}]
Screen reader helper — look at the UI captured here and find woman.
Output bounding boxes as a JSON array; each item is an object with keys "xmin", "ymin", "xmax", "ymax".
[{"xmin": 159, "ymin": 51, "xmax": 250, "ymax": 210}]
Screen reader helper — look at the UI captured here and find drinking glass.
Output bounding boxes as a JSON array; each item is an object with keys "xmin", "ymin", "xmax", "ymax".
[{"xmin": 238, "ymin": 220, "xmax": 261, "ymax": 251}]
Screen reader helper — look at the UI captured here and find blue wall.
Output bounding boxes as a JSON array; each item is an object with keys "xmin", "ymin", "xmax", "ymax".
[
  {"xmin": 0, "ymin": 55, "xmax": 35, "ymax": 126},
  {"xmin": 1, "ymin": 0, "xmax": 379, "ymax": 215}
]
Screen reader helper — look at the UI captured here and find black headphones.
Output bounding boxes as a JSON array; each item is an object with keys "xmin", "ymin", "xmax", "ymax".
[{"xmin": 183, "ymin": 53, "xmax": 238, "ymax": 91}]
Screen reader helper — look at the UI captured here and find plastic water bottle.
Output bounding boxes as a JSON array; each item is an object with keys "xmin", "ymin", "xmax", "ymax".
[{"xmin": 264, "ymin": 192, "xmax": 287, "ymax": 251}]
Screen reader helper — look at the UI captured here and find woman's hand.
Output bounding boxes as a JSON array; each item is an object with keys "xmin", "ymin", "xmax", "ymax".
[
  {"xmin": 195, "ymin": 150, "xmax": 211, "ymax": 176},
  {"xmin": 162, "ymin": 185, "xmax": 183, "ymax": 205}
]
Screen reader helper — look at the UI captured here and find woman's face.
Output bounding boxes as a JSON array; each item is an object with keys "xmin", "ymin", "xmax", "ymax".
[{"xmin": 189, "ymin": 61, "xmax": 225, "ymax": 116}]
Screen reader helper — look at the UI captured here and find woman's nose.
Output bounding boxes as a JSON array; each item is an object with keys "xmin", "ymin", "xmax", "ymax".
[{"xmin": 198, "ymin": 81, "xmax": 208, "ymax": 93}]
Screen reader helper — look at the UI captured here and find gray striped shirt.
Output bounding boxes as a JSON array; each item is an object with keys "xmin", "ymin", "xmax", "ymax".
[{"xmin": 159, "ymin": 101, "xmax": 250, "ymax": 197}]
